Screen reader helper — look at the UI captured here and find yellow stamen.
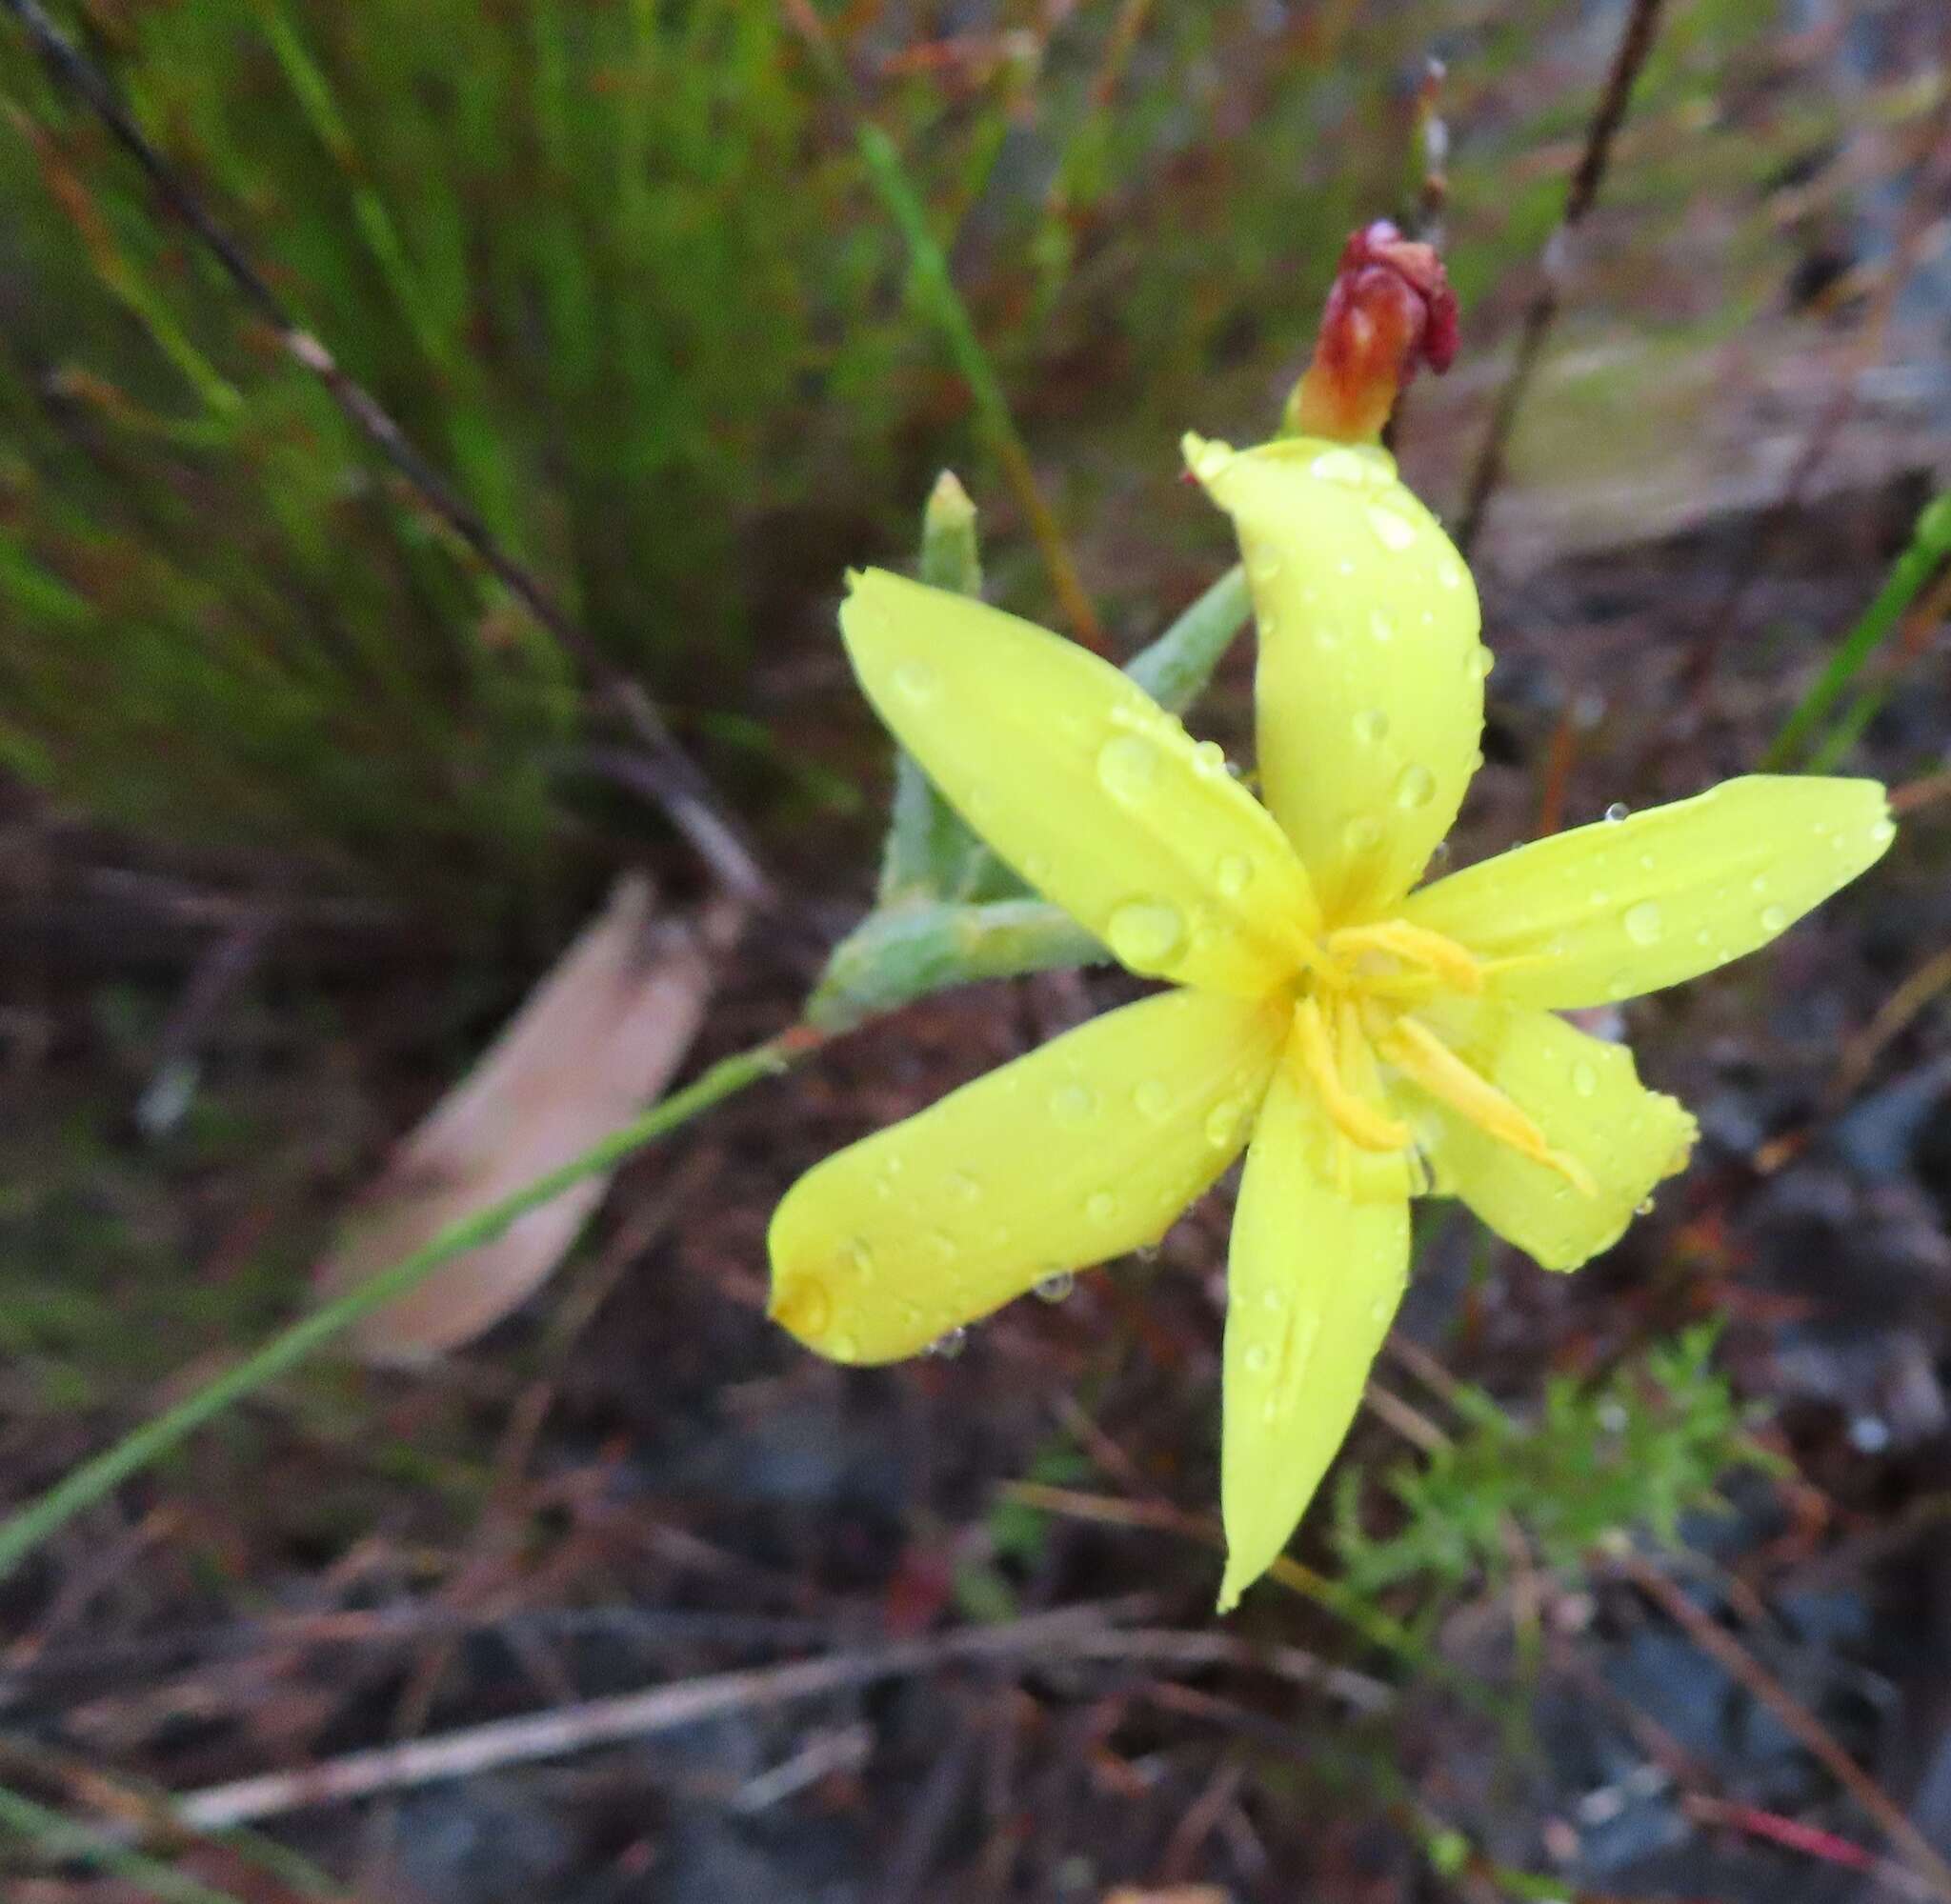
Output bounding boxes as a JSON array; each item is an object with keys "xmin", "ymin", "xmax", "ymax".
[
  {"xmin": 1293, "ymin": 995, "xmax": 1411, "ymax": 1152},
  {"xmin": 1378, "ymin": 1014, "xmax": 1597, "ymax": 1195},
  {"xmin": 1328, "ymin": 918, "xmax": 1485, "ymax": 992}
]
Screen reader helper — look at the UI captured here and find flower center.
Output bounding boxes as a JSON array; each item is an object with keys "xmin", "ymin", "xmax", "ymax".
[{"xmin": 1286, "ymin": 916, "xmax": 1595, "ymax": 1197}]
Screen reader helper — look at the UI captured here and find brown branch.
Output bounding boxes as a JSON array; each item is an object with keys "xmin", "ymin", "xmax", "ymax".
[
  {"xmin": 1455, "ymin": 0, "xmax": 1669, "ymax": 553},
  {"xmin": 2, "ymin": 0, "xmax": 769, "ymax": 905}
]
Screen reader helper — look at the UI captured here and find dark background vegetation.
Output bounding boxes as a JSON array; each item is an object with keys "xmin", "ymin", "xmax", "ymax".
[{"xmin": 3, "ymin": 1, "xmax": 1951, "ymax": 1899}]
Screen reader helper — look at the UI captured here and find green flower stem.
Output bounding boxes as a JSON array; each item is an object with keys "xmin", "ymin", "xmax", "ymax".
[
  {"xmin": 1762, "ymin": 492, "xmax": 1951, "ymax": 771},
  {"xmin": 0, "ymin": 1034, "xmax": 805, "ymax": 1586},
  {"xmin": 0, "ymin": 1780, "xmax": 251, "ymax": 1904}
]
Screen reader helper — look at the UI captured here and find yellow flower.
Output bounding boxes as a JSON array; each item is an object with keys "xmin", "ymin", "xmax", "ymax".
[{"xmin": 770, "ymin": 431, "xmax": 1894, "ymax": 1610}]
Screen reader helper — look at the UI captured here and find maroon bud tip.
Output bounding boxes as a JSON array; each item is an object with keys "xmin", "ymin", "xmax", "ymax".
[{"xmin": 1286, "ymin": 220, "xmax": 1459, "ymax": 443}]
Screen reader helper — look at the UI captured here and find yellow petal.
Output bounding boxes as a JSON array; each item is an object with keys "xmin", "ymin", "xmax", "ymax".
[
  {"xmin": 841, "ymin": 569, "xmax": 1319, "ymax": 995},
  {"xmin": 1405, "ymin": 1000, "xmax": 1697, "ymax": 1273},
  {"xmin": 1402, "ymin": 776, "xmax": 1894, "ymax": 1011},
  {"xmin": 1218, "ymin": 1055, "xmax": 1410, "ymax": 1611},
  {"xmin": 770, "ymin": 988, "xmax": 1285, "ymax": 1365},
  {"xmin": 1186, "ymin": 433, "xmax": 1484, "ymax": 919}
]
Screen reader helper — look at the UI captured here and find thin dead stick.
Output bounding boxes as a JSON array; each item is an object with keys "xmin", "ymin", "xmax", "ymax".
[
  {"xmin": 1455, "ymin": 0, "xmax": 1668, "ymax": 552},
  {"xmin": 1621, "ymin": 1552, "xmax": 1951, "ymax": 1899},
  {"xmin": 1, "ymin": 0, "xmax": 767, "ymax": 905},
  {"xmin": 162, "ymin": 1602, "xmax": 1388, "ymax": 1830},
  {"xmin": 1828, "ymin": 943, "xmax": 1951, "ymax": 1104}
]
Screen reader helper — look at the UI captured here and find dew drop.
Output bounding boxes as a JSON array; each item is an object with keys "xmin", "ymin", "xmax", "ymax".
[
  {"xmin": 1870, "ymin": 817, "xmax": 1896, "ymax": 850},
  {"xmin": 950, "ymin": 1171, "xmax": 983, "ymax": 1205},
  {"xmin": 1260, "ymin": 1287, "xmax": 1286, "ymax": 1313},
  {"xmin": 1369, "ymin": 608, "xmax": 1396, "ymax": 644},
  {"xmin": 924, "ymin": 1326, "xmax": 968, "ymax": 1360},
  {"xmin": 1096, "ymin": 734, "xmax": 1160, "ymax": 803},
  {"xmin": 1191, "ymin": 738, "xmax": 1227, "ymax": 777},
  {"xmin": 1438, "ymin": 558, "xmax": 1466, "ymax": 591},
  {"xmin": 1468, "ymin": 645, "xmax": 1494, "ymax": 680},
  {"xmin": 831, "ymin": 1332, "xmax": 859, "ymax": 1361},
  {"xmin": 1204, "ymin": 1101, "xmax": 1242, "ymax": 1148},
  {"xmin": 1571, "ymin": 1061, "xmax": 1598, "ymax": 1098},
  {"xmin": 892, "ymin": 661, "xmax": 937, "ymax": 703},
  {"xmin": 1134, "ymin": 1079, "xmax": 1173, "ymax": 1121},
  {"xmin": 1215, "ymin": 852, "xmax": 1255, "ymax": 898},
  {"xmin": 1622, "ymin": 900, "xmax": 1663, "ymax": 946},
  {"xmin": 1243, "ymin": 1343, "xmax": 1273, "ymax": 1373},
  {"xmin": 1034, "ymin": 1270, "xmax": 1076, "ymax": 1304},
  {"xmin": 929, "ymin": 1230, "xmax": 959, "ymax": 1261},
  {"xmin": 1366, "ymin": 504, "xmax": 1418, "ymax": 551},
  {"xmin": 1086, "ymin": 1191, "xmax": 1116, "ymax": 1224},
  {"xmin": 1344, "ymin": 814, "xmax": 1383, "ymax": 853},
  {"xmin": 1353, "ymin": 708, "xmax": 1390, "ymax": 745},
  {"xmin": 1369, "ymin": 1298, "xmax": 1392, "ymax": 1323},
  {"xmin": 1107, "ymin": 899, "xmax": 1186, "ymax": 971},
  {"xmin": 844, "ymin": 1238, "xmax": 876, "ymax": 1282},
  {"xmin": 1250, "ymin": 550, "xmax": 1282, "ymax": 583},
  {"xmin": 1428, "ymin": 839, "xmax": 1452, "ymax": 869},
  {"xmin": 1760, "ymin": 904, "xmax": 1787, "ymax": 932},
  {"xmin": 1050, "ymin": 1082, "xmax": 1097, "ymax": 1128},
  {"xmin": 1023, "ymin": 851, "xmax": 1052, "ymax": 882},
  {"xmin": 1310, "ymin": 447, "xmax": 1373, "ymax": 486},
  {"xmin": 1750, "ymin": 873, "xmax": 1769, "ymax": 896},
  {"xmin": 1395, "ymin": 764, "xmax": 1437, "ymax": 810},
  {"xmin": 1604, "ymin": 802, "xmax": 1630, "ymax": 824},
  {"xmin": 1635, "ymin": 1196, "xmax": 1656, "ymax": 1217}
]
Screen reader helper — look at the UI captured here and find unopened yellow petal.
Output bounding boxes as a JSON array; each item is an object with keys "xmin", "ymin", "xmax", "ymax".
[
  {"xmin": 1218, "ymin": 1058, "xmax": 1410, "ymax": 1611},
  {"xmin": 1187, "ymin": 433, "xmax": 1483, "ymax": 918},
  {"xmin": 1403, "ymin": 776, "xmax": 1894, "ymax": 1011},
  {"xmin": 1406, "ymin": 1001, "xmax": 1697, "ymax": 1273},
  {"xmin": 770, "ymin": 988, "xmax": 1284, "ymax": 1365},
  {"xmin": 841, "ymin": 569, "xmax": 1319, "ymax": 995}
]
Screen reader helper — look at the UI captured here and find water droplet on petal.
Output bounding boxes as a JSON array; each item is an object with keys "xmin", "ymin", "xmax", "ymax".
[
  {"xmin": 1096, "ymin": 734, "xmax": 1160, "ymax": 804},
  {"xmin": 1369, "ymin": 1298, "xmax": 1391, "ymax": 1323},
  {"xmin": 1205, "ymin": 1101, "xmax": 1242, "ymax": 1148},
  {"xmin": 1366, "ymin": 504, "xmax": 1418, "ymax": 551},
  {"xmin": 1344, "ymin": 815, "xmax": 1383, "ymax": 853},
  {"xmin": 1369, "ymin": 608, "xmax": 1395, "ymax": 644},
  {"xmin": 1243, "ymin": 1343, "xmax": 1273, "ymax": 1373},
  {"xmin": 1635, "ymin": 1196, "xmax": 1656, "ymax": 1217},
  {"xmin": 1468, "ymin": 645, "xmax": 1494, "ymax": 680},
  {"xmin": 1215, "ymin": 853, "xmax": 1255, "ymax": 898},
  {"xmin": 1428, "ymin": 839, "xmax": 1452, "ymax": 869},
  {"xmin": 1571, "ymin": 1062, "xmax": 1598, "ymax": 1098},
  {"xmin": 1623, "ymin": 900, "xmax": 1663, "ymax": 946},
  {"xmin": 924, "ymin": 1326, "xmax": 968, "ymax": 1360},
  {"xmin": 1050, "ymin": 1082, "xmax": 1097, "ymax": 1128},
  {"xmin": 1395, "ymin": 764, "xmax": 1437, "ymax": 809},
  {"xmin": 893, "ymin": 661, "xmax": 937, "ymax": 703},
  {"xmin": 1086, "ymin": 1191, "xmax": 1116, "ymax": 1223},
  {"xmin": 1107, "ymin": 899, "xmax": 1186, "ymax": 972},
  {"xmin": 831, "ymin": 1332, "xmax": 859, "ymax": 1360},
  {"xmin": 929, "ymin": 1230, "xmax": 959, "ymax": 1261},
  {"xmin": 1353, "ymin": 708, "xmax": 1390, "ymax": 745},
  {"xmin": 1250, "ymin": 550, "xmax": 1282, "ymax": 583},
  {"xmin": 1034, "ymin": 1270, "xmax": 1076, "ymax": 1304},
  {"xmin": 1750, "ymin": 873, "xmax": 1770, "ymax": 896},
  {"xmin": 1604, "ymin": 802, "xmax": 1630, "ymax": 824},
  {"xmin": 844, "ymin": 1239, "xmax": 876, "ymax": 1282},
  {"xmin": 1870, "ymin": 817, "xmax": 1896, "ymax": 850},
  {"xmin": 1134, "ymin": 1079, "xmax": 1172, "ymax": 1121},
  {"xmin": 1310, "ymin": 448, "xmax": 1372, "ymax": 486},
  {"xmin": 1191, "ymin": 739, "xmax": 1227, "ymax": 777},
  {"xmin": 1260, "ymin": 1288, "xmax": 1285, "ymax": 1313},
  {"xmin": 1760, "ymin": 904, "xmax": 1788, "ymax": 932},
  {"xmin": 950, "ymin": 1172, "xmax": 983, "ymax": 1205}
]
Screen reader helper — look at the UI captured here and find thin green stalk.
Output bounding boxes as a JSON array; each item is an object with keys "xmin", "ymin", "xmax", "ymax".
[
  {"xmin": 851, "ymin": 119, "xmax": 1101, "ymax": 650},
  {"xmin": 0, "ymin": 1780, "xmax": 250, "ymax": 1904},
  {"xmin": 1761, "ymin": 491, "xmax": 1951, "ymax": 771},
  {"xmin": 0, "ymin": 1034, "xmax": 801, "ymax": 1584}
]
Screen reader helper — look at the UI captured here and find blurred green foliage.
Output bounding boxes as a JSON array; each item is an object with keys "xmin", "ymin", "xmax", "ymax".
[
  {"xmin": 1333, "ymin": 1327, "xmax": 1783, "ymax": 1607},
  {"xmin": 0, "ymin": 0, "xmax": 1847, "ymax": 915}
]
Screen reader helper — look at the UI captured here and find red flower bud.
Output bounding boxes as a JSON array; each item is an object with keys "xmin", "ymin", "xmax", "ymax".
[{"xmin": 1285, "ymin": 221, "xmax": 1459, "ymax": 444}]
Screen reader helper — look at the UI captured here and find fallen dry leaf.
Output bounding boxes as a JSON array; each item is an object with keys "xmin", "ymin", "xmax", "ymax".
[{"xmin": 314, "ymin": 875, "xmax": 739, "ymax": 1363}]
